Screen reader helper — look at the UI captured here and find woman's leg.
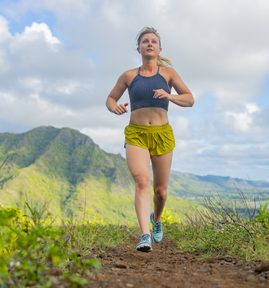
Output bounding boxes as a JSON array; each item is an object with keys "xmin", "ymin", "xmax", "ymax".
[
  {"xmin": 126, "ymin": 144, "xmax": 151, "ymax": 235},
  {"xmin": 151, "ymin": 151, "xmax": 173, "ymax": 222}
]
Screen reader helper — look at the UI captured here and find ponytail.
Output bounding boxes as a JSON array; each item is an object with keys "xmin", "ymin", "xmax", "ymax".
[{"xmin": 157, "ymin": 55, "xmax": 172, "ymax": 67}]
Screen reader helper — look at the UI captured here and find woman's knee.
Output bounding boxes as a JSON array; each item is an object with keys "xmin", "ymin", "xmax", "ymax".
[
  {"xmin": 154, "ymin": 185, "xmax": 168, "ymax": 200},
  {"xmin": 133, "ymin": 174, "xmax": 150, "ymax": 191}
]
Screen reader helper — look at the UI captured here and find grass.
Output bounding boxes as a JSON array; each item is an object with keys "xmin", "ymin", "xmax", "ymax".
[
  {"xmin": 0, "ymin": 205, "xmax": 136, "ymax": 288},
  {"xmin": 1, "ymin": 195, "xmax": 268, "ymax": 287},
  {"xmin": 166, "ymin": 196, "xmax": 269, "ymax": 261}
]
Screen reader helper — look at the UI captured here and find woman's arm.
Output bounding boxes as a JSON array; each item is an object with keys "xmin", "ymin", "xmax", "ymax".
[
  {"xmin": 153, "ymin": 67, "xmax": 194, "ymax": 107},
  {"xmin": 106, "ymin": 73, "xmax": 129, "ymax": 115}
]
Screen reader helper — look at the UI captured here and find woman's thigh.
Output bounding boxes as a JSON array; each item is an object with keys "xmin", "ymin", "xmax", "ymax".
[
  {"xmin": 151, "ymin": 151, "xmax": 173, "ymax": 189},
  {"xmin": 125, "ymin": 144, "xmax": 151, "ymax": 180}
]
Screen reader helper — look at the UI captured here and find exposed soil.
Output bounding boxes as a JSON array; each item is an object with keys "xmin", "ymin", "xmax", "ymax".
[{"xmin": 87, "ymin": 235, "xmax": 269, "ymax": 288}]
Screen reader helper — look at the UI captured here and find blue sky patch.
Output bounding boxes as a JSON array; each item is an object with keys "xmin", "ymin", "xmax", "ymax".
[
  {"xmin": 257, "ymin": 73, "xmax": 269, "ymax": 107},
  {"xmin": 1, "ymin": 5, "xmax": 57, "ymax": 36}
]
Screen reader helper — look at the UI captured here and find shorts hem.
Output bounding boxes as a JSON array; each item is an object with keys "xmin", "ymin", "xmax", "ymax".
[
  {"xmin": 124, "ymin": 142, "xmax": 148, "ymax": 151},
  {"xmin": 149, "ymin": 146, "xmax": 175, "ymax": 156}
]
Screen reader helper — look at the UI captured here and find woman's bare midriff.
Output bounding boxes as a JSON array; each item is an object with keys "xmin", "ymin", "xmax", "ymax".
[{"xmin": 129, "ymin": 107, "xmax": 169, "ymax": 126}]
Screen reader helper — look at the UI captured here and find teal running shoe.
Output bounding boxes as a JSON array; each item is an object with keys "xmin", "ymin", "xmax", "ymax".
[
  {"xmin": 150, "ymin": 212, "xmax": 163, "ymax": 243},
  {"xmin": 136, "ymin": 234, "xmax": 152, "ymax": 252}
]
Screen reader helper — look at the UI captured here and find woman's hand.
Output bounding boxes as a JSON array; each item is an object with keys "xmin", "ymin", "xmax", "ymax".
[
  {"xmin": 111, "ymin": 102, "xmax": 129, "ymax": 115},
  {"xmin": 153, "ymin": 87, "xmax": 194, "ymax": 107},
  {"xmin": 153, "ymin": 89, "xmax": 172, "ymax": 101}
]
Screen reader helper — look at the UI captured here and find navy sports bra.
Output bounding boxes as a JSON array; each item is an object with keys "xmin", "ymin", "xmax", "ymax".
[{"xmin": 128, "ymin": 66, "xmax": 171, "ymax": 112}]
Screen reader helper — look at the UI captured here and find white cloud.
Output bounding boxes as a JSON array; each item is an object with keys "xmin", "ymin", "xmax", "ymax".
[
  {"xmin": 23, "ymin": 22, "xmax": 60, "ymax": 45},
  {"xmin": 0, "ymin": 50, "xmax": 9, "ymax": 74},
  {"xmin": 225, "ymin": 103, "xmax": 260, "ymax": 132},
  {"xmin": 81, "ymin": 126, "xmax": 125, "ymax": 154},
  {"xmin": 100, "ymin": 1, "xmax": 126, "ymax": 28},
  {"xmin": 0, "ymin": 15, "xmax": 10, "ymax": 40},
  {"xmin": 0, "ymin": 17, "xmax": 96, "ymax": 113},
  {"xmin": 173, "ymin": 116, "xmax": 190, "ymax": 140}
]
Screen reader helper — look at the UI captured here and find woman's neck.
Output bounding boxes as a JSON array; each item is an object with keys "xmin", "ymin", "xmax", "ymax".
[{"xmin": 140, "ymin": 60, "xmax": 158, "ymax": 73}]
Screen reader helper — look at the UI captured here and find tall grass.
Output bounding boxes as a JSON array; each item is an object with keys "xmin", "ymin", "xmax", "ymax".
[
  {"xmin": 166, "ymin": 195, "xmax": 269, "ymax": 261},
  {"xmin": 0, "ymin": 204, "xmax": 136, "ymax": 288}
]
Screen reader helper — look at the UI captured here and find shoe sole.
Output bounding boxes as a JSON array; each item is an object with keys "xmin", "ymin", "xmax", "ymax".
[{"xmin": 136, "ymin": 245, "xmax": 152, "ymax": 252}]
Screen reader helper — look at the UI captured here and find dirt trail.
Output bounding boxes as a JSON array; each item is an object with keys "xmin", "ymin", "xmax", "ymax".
[{"xmin": 87, "ymin": 235, "xmax": 269, "ymax": 288}]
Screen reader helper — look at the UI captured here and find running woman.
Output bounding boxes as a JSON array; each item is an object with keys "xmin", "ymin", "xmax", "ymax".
[{"xmin": 106, "ymin": 27, "xmax": 194, "ymax": 252}]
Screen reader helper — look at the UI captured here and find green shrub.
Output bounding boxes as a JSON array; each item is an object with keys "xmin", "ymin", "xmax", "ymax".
[{"xmin": 1, "ymin": 204, "xmax": 135, "ymax": 287}]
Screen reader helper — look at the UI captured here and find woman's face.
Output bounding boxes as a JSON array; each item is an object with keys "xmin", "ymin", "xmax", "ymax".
[{"xmin": 138, "ymin": 33, "xmax": 161, "ymax": 57}]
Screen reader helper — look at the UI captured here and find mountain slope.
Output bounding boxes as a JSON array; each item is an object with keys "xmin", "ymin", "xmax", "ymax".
[
  {"xmin": 0, "ymin": 127, "xmax": 198, "ymax": 221},
  {"xmin": 0, "ymin": 126, "xmax": 268, "ymax": 221},
  {"xmin": 169, "ymin": 171, "xmax": 269, "ymax": 201},
  {"xmin": 0, "ymin": 126, "xmax": 133, "ymax": 188}
]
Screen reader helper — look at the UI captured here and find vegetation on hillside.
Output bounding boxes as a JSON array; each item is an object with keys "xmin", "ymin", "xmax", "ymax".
[
  {"xmin": 1, "ymin": 198, "xmax": 269, "ymax": 287},
  {"xmin": 170, "ymin": 171, "xmax": 269, "ymax": 202},
  {"xmin": 166, "ymin": 197, "xmax": 269, "ymax": 261},
  {"xmin": 0, "ymin": 127, "xmax": 269, "ymax": 220},
  {"xmin": 0, "ymin": 126, "xmax": 201, "ymax": 221},
  {"xmin": 0, "ymin": 204, "xmax": 136, "ymax": 287}
]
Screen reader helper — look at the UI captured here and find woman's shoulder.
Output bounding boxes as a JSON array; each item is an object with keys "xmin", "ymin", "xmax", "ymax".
[
  {"xmin": 159, "ymin": 65, "xmax": 177, "ymax": 74},
  {"xmin": 120, "ymin": 68, "xmax": 139, "ymax": 86},
  {"xmin": 122, "ymin": 68, "xmax": 138, "ymax": 77},
  {"xmin": 159, "ymin": 66, "xmax": 177, "ymax": 84},
  {"xmin": 115, "ymin": 68, "xmax": 136, "ymax": 83},
  {"xmin": 160, "ymin": 66, "xmax": 180, "ymax": 81}
]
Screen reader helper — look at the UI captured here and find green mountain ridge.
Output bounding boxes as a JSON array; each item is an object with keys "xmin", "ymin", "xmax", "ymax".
[
  {"xmin": 0, "ymin": 126, "xmax": 131, "ymax": 186},
  {"xmin": 169, "ymin": 171, "xmax": 269, "ymax": 201},
  {"xmin": 0, "ymin": 126, "xmax": 268, "ymax": 222}
]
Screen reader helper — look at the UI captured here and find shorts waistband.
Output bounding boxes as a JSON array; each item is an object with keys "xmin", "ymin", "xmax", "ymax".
[{"xmin": 126, "ymin": 123, "xmax": 171, "ymax": 133}]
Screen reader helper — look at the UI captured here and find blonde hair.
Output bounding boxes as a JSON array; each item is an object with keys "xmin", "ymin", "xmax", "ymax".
[{"xmin": 136, "ymin": 27, "xmax": 172, "ymax": 67}]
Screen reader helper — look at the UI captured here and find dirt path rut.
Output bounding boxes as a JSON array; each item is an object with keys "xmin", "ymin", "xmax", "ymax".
[{"xmin": 87, "ymin": 235, "xmax": 269, "ymax": 288}]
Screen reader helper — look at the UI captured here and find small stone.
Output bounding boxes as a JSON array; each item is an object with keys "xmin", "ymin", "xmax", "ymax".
[
  {"xmin": 114, "ymin": 263, "xmax": 128, "ymax": 269},
  {"xmin": 216, "ymin": 256, "xmax": 234, "ymax": 263}
]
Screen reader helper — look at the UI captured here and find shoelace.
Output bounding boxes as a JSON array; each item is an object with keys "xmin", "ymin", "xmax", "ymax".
[
  {"xmin": 140, "ymin": 234, "xmax": 150, "ymax": 242},
  {"xmin": 154, "ymin": 221, "xmax": 162, "ymax": 233}
]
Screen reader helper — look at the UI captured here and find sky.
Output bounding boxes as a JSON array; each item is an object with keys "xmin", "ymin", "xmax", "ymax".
[{"xmin": 0, "ymin": 0, "xmax": 268, "ymax": 181}]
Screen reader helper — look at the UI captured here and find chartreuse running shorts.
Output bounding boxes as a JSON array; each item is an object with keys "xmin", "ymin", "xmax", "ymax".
[{"xmin": 124, "ymin": 123, "xmax": 175, "ymax": 156}]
